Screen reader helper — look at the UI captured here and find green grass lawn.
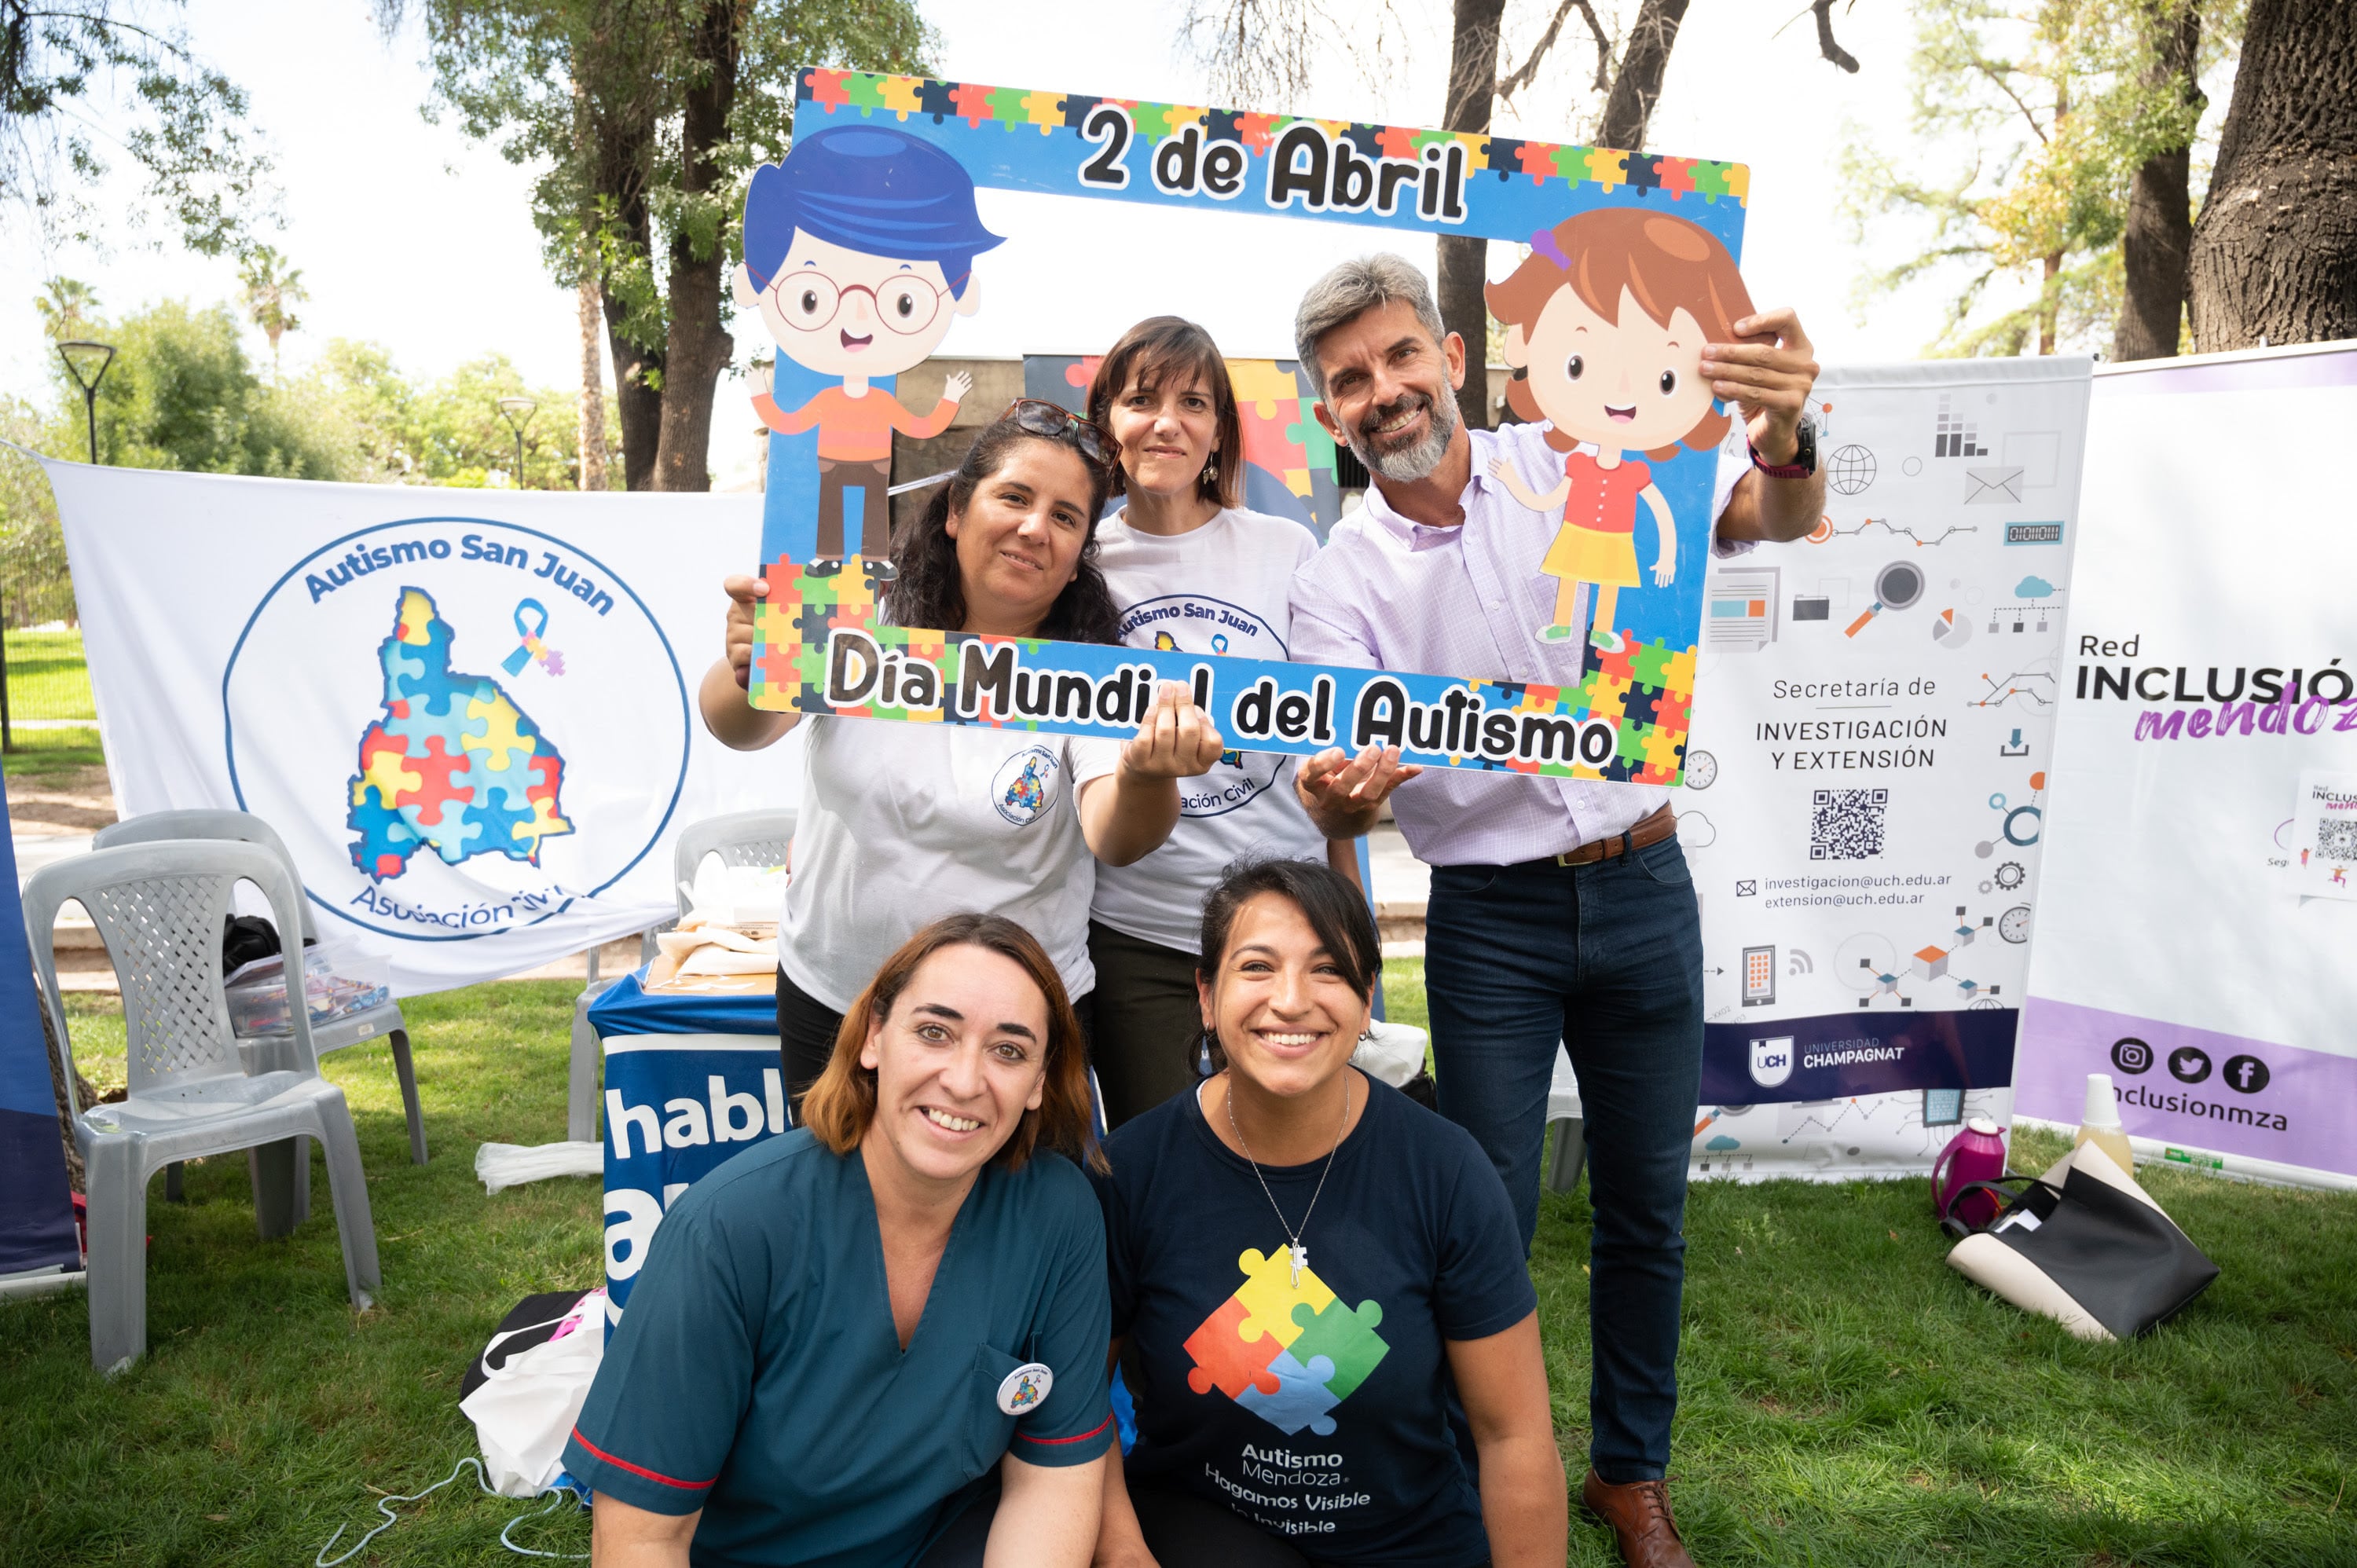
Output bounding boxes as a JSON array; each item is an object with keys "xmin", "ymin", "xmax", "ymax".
[
  {"xmin": 0, "ymin": 626, "xmax": 104, "ymax": 775},
  {"xmin": 4, "ymin": 628, "xmax": 97, "ymax": 721},
  {"xmin": 0, "ymin": 724, "xmax": 104, "ymax": 776},
  {"xmin": 2, "ymin": 969, "xmax": 2353, "ymax": 1566}
]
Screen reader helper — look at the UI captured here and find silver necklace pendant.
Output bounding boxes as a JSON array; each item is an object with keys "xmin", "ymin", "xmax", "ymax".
[{"xmin": 1225, "ymin": 1072, "xmax": 1351, "ymax": 1297}]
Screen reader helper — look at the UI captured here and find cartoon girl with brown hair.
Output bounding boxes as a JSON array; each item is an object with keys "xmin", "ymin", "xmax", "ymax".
[{"xmin": 1485, "ymin": 207, "xmax": 1755, "ymax": 651}]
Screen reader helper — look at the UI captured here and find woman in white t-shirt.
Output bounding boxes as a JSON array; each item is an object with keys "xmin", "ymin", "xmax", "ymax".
[
  {"xmin": 700, "ymin": 401, "xmax": 1226, "ymax": 1109},
  {"xmin": 1082, "ymin": 318, "xmax": 1347, "ymax": 1129}
]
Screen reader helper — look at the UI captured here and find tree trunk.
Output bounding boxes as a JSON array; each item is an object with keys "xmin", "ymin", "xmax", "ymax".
[
  {"xmin": 650, "ymin": 0, "xmax": 745, "ymax": 493},
  {"xmin": 594, "ymin": 103, "xmax": 664, "ymax": 491},
  {"xmin": 606, "ymin": 317, "xmax": 665, "ymax": 490},
  {"xmin": 577, "ymin": 266, "xmax": 610, "ymax": 491},
  {"xmin": 2187, "ymin": 0, "xmax": 2357, "ymax": 351},
  {"xmin": 572, "ymin": 72, "xmax": 611, "ymax": 492},
  {"xmin": 2112, "ymin": 1, "xmax": 2202, "ymax": 361},
  {"xmin": 1598, "ymin": 0, "xmax": 1691, "ymax": 152},
  {"xmin": 1437, "ymin": 0, "xmax": 1506, "ymax": 434},
  {"xmin": 2041, "ymin": 251, "xmax": 2061, "ymax": 354}
]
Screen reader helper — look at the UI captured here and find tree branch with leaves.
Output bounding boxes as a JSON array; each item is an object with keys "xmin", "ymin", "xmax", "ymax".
[
  {"xmin": 1843, "ymin": 0, "xmax": 2242, "ymax": 357},
  {"xmin": 0, "ymin": 0, "xmax": 278, "ymax": 252},
  {"xmin": 237, "ymin": 244, "xmax": 306, "ymax": 376},
  {"xmin": 382, "ymin": 0, "xmax": 933, "ymax": 490}
]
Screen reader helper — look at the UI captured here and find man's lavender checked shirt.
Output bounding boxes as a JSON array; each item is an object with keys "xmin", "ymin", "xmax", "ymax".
[{"xmin": 1288, "ymin": 419, "xmax": 1744, "ymax": 867}]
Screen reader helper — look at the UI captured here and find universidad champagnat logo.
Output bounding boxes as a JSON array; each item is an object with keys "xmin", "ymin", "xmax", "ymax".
[{"xmin": 223, "ymin": 518, "xmax": 690, "ymax": 942}]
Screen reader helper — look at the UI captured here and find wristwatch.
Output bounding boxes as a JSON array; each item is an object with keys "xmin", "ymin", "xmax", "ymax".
[{"xmin": 1749, "ymin": 414, "xmax": 1816, "ymax": 478}]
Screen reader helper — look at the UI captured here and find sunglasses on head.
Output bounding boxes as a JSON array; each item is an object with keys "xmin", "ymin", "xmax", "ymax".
[{"xmin": 1003, "ymin": 398, "xmax": 1121, "ymax": 469}]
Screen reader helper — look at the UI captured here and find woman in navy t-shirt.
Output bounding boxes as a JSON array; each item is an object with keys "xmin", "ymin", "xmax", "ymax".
[{"xmin": 1093, "ymin": 860, "xmax": 1568, "ymax": 1567}]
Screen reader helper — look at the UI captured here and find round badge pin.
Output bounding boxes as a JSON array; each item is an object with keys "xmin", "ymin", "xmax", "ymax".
[{"xmin": 996, "ymin": 1362, "xmax": 1052, "ymax": 1416}]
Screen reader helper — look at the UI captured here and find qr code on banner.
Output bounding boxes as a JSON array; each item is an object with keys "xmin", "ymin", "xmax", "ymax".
[
  {"xmin": 1809, "ymin": 789, "xmax": 1889, "ymax": 860},
  {"xmin": 2321, "ymin": 818, "xmax": 2357, "ymax": 861}
]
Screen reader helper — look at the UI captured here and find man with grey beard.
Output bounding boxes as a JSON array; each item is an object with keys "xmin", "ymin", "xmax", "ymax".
[{"xmin": 1285, "ymin": 253, "xmax": 1823, "ymax": 1568}]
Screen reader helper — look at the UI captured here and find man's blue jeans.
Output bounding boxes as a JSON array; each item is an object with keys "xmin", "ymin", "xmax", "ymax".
[{"xmin": 1424, "ymin": 836, "xmax": 1703, "ymax": 1484}]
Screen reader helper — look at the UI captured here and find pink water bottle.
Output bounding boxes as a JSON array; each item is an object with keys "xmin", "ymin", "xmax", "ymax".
[{"xmin": 1932, "ymin": 1116, "xmax": 2008, "ymax": 1230}]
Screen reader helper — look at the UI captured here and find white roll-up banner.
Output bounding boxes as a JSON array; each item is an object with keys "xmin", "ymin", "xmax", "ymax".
[
  {"xmin": 1680, "ymin": 357, "xmax": 2092, "ymax": 1180},
  {"xmin": 46, "ymin": 462, "xmax": 784, "ymax": 996},
  {"xmin": 2018, "ymin": 342, "xmax": 2357, "ymax": 1192}
]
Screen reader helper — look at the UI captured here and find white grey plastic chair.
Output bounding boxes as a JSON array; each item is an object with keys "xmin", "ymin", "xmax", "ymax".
[
  {"xmin": 1546, "ymin": 1045, "xmax": 1587, "ymax": 1193},
  {"xmin": 94, "ymin": 809, "xmax": 427, "ymax": 1168},
  {"xmin": 27, "ymin": 840, "xmax": 382, "ymax": 1374},
  {"xmin": 565, "ymin": 808, "xmax": 797, "ymax": 1142},
  {"xmin": 668, "ymin": 809, "xmax": 798, "ymax": 914}
]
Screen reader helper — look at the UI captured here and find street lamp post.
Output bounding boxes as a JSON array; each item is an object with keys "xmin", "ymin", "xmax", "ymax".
[
  {"xmin": 57, "ymin": 340, "xmax": 117, "ymax": 465},
  {"xmin": 496, "ymin": 396, "xmax": 538, "ymax": 489}
]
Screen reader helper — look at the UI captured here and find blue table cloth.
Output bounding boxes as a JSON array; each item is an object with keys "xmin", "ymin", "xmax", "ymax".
[
  {"xmin": 592, "ymin": 969, "xmax": 784, "ymax": 1315},
  {"xmin": 585, "ymin": 970, "xmax": 778, "ymax": 1038}
]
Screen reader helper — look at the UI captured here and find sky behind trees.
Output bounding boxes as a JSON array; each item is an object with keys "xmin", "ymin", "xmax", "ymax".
[{"xmin": 0, "ymin": 0, "xmax": 2154, "ymax": 489}]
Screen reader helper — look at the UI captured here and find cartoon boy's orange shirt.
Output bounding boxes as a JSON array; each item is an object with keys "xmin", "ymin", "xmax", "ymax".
[{"xmin": 753, "ymin": 386, "xmax": 962, "ymax": 463}]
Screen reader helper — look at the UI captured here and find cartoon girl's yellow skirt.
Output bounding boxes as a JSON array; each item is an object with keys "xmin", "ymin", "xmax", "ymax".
[{"xmin": 1542, "ymin": 523, "xmax": 1640, "ymax": 587}]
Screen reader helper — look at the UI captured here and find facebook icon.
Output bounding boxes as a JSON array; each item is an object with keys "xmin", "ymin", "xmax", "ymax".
[{"xmin": 2222, "ymin": 1053, "xmax": 2271, "ymax": 1095}]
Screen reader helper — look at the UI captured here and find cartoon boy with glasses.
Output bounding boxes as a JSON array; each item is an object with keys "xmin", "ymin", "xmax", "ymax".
[{"xmin": 736, "ymin": 123, "xmax": 1003, "ymax": 581}]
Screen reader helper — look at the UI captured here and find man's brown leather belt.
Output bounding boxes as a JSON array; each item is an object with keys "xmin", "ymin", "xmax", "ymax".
[{"xmin": 1524, "ymin": 803, "xmax": 1678, "ymax": 869}]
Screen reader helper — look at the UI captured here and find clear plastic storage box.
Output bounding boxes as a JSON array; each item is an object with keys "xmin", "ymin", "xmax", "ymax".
[{"xmin": 223, "ymin": 953, "xmax": 391, "ymax": 1036}]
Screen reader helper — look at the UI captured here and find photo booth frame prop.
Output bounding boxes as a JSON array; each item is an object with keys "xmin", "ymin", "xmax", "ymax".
[{"xmin": 748, "ymin": 69, "xmax": 1753, "ymax": 784}]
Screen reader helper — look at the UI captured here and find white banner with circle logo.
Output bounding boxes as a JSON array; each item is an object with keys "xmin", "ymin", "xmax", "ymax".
[
  {"xmin": 1677, "ymin": 356, "xmax": 2091, "ymax": 1181},
  {"xmin": 47, "ymin": 462, "xmax": 783, "ymax": 996}
]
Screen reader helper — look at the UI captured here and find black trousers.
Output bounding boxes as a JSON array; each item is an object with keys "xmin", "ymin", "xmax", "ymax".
[
  {"xmin": 1086, "ymin": 921, "xmax": 1206, "ymax": 1130},
  {"xmin": 775, "ymin": 969, "xmax": 1095, "ymax": 1121}
]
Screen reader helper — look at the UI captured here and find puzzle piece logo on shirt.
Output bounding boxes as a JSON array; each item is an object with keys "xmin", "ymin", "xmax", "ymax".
[
  {"xmin": 991, "ymin": 745, "xmax": 1061, "ymax": 826},
  {"xmin": 1117, "ymin": 592, "xmax": 1288, "ymax": 819},
  {"xmin": 1178, "ymin": 1245, "xmax": 1390, "ymax": 1438}
]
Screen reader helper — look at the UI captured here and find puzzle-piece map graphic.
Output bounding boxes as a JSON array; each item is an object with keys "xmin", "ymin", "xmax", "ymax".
[
  {"xmin": 348, "ymin": 588, "xmax": 572, "ymax": 879},
  {"xmin": 1181, "ymin": 1246, "xmax": 1388, "ymax": 1438}
]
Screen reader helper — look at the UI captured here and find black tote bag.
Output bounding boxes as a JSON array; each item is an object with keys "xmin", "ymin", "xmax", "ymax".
[{"xmin": 1946, "ymin": 1144, "xmax": 2219, "ymax": 1340}]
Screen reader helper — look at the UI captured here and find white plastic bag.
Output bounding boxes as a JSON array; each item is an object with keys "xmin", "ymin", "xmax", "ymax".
[
  {"xmin": 475, "ymin": 1141, "xmax": 603, "ymax": 1195},
  {"xmin": 1351, "ymin": 1019, "xmax": 1428, "ymax": 1089},
  {"xmin": 682, "ymin": 852, "xmax": 789, "ymax": 928},
  {"xmin": 460, "ymin": 1290, "xmax": 607, "ymax": 1497}
]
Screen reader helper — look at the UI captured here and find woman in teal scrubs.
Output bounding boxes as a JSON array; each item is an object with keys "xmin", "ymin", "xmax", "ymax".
[{"xmin": 565, "ymin": 914, "xmax": 1116, "ymax": 1567}]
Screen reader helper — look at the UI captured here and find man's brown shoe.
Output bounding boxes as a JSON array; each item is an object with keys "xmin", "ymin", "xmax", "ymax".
[{"xmin": 1581, "ymin": 1469, "xmax": 1696, "ymax": 1568}]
